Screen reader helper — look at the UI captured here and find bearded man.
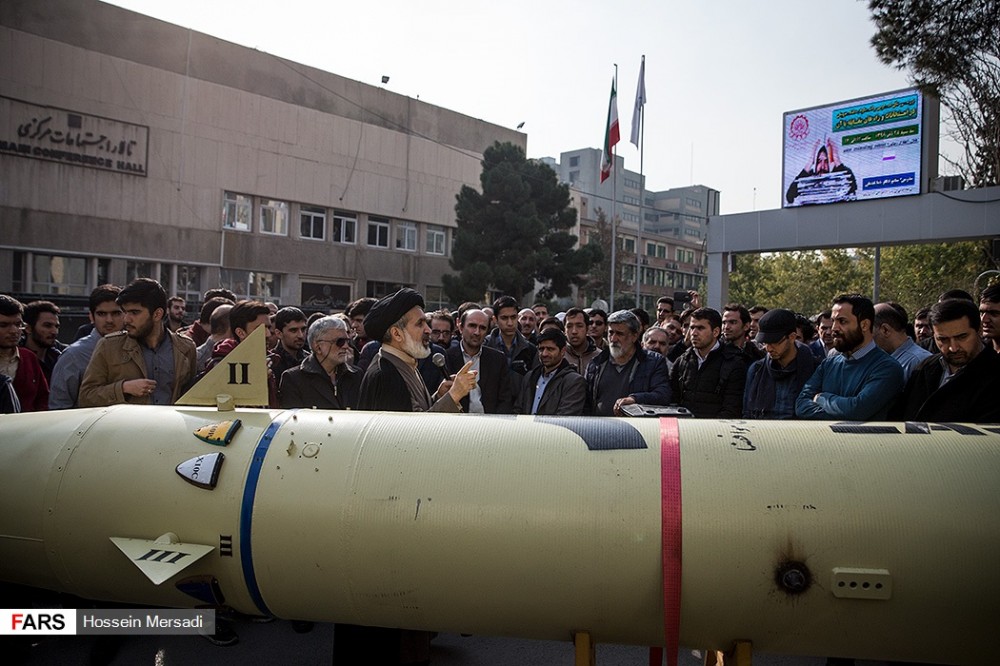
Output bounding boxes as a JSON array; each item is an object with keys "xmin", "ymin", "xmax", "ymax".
[
  {"xmin": 79, "ymin": 278, "xmax": 196, "ymax": 407},
  {"xmin": 795, "ymin": 294, "xmax": 904, "ymax": 421},
  {"xmin": 357, "ymin": 288, "xmax": 476, "ymax": 412},
  {"xmin": 350, "ymin": 288, "xmax": 477, "ymax": 665},
  {"xmin": 584, "ymin": 309, "xmax": 671, "ymax": 416}
]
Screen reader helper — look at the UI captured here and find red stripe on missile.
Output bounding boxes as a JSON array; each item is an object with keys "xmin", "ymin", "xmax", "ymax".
[{"xmin": 660, "ymin": 418, "xmax": 681, "ymax": 666}]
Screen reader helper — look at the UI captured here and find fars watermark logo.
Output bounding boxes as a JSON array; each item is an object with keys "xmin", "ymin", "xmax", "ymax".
[{"xmin": 1, "ymin": 609, "xmax": 77, "ymax": 635}]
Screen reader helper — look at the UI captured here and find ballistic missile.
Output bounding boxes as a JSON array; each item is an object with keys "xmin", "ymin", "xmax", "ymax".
[{"xmin": 1, "ymin": 333, "xmax": 998, "ymax": 664}]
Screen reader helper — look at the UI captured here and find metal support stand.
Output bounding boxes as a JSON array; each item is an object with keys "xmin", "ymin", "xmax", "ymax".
[
  {"xmin": 704, "ymin": 640, "xmax": 752, "ymax": 666},
  {"xmin": 574, "ymin": 631, "xmax": 595, "ymax": 666}
]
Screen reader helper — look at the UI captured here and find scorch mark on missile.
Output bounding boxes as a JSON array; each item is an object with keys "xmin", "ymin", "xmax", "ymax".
[
  {"xmin": 775, "ymin": 559, "xmax": 812, "ymax": 595},
  {"xmin": 534, "ymin": 417, "xmax": 646, "ymax": 450},
  {"xmin": 414, "ymin": 497, "xmax": 431, "ymax": 520},
  {"xmin": 772, "ymin": 538, "xmax": 813, "ymax": 599}
]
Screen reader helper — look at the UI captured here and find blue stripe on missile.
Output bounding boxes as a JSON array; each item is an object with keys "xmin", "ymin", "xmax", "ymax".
[
  {"xmin": 240, "ymin": 412, "xmax": 293, "ymax": 616},
  {"xmin": 535, "ymin": 417, "xmax": 647, "ymax": 450}
]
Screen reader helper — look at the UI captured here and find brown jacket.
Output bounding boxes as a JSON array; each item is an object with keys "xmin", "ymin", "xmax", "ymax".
[{"xmin": 79, "ymin": 328, "xmax": 196, "ymax": 407}]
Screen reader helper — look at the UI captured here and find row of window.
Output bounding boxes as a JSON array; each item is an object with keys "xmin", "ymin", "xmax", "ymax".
[
  {"xmin": 9, "ymin": 252, "xmax": 455, "ymax": 311},
  {"xmin": 222, "ymin": 192, "xmax": 449, "ymax": 255},
  {"xmin": 617, "ymin": 237, "xmax": 700, "ymax": 265},
  {"xmin": 621, "ymin": 265, "xmax": 701, "ymax": 290}
]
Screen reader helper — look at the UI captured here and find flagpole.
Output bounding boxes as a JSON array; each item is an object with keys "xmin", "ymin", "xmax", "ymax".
[
  {"xmin": 634, "ymin": 55, "xmax": 645, "ymax": 307},
  {"xmin": 628, "ymin": 56, "xmax": 646, "ymax": 308},
  {"xmin": 610, "ymin": 63, "xmax": 618, "ymax": 312}
]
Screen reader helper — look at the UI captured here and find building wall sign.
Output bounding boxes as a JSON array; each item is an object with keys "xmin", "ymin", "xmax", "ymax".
[
  {"xmin": 301, "ymin": 282, "xmax": 352, "ymax": 312},
  {"xmin": 0, "ymin": 96, "xmax": 149, "ymax": 176}
]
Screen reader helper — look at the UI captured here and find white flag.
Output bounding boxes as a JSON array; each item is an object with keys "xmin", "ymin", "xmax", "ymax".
[{"xmin": 629, "ymin": 57, "xmax": 646, "ymax": 147}]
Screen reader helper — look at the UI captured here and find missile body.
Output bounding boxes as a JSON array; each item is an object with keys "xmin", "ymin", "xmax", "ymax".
[{"xmin": 1, "ymin": 406, "xmax": 998, "ymax": 663}]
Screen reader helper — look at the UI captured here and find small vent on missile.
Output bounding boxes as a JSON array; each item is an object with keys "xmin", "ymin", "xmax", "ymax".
[
  {"xmin": 831, "ymin": 567, "xmax": 891, "ymax": 600},
  {"xmin": 220, "ymin": 535, "xmax": 233, "ymax": 557}
]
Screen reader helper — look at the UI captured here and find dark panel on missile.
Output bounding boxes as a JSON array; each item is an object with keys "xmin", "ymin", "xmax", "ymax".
[
  {"xmin": 535, "ymin": 417, "xmax": 647, "ymax": 450},
  {"xmin": 829, "ymin": 424, "xmax": 900, "ymax": 434},
  {"xmin": 933, "ymin": 423, "xmax": 985, "ymax": 435}
]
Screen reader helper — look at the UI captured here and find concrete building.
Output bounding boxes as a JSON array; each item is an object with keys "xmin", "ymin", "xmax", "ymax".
[
  {"xmin": 545, "ymin": 148, "xmax": 717, "ymax": 310},
  {"xmin": 0, "ymin": 0, "xmax": 523, "ymax": 329}
]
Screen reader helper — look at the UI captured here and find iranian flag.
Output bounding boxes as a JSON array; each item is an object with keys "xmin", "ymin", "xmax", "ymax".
[{"xmin": 601, "ymin": 78, "xmax": 619, "ymax": 183}]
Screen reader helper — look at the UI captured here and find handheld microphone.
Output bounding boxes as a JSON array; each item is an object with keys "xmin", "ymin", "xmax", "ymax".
[{"xmin": 432, "ymin": 352, "xmax": 450, "ymax": 381}]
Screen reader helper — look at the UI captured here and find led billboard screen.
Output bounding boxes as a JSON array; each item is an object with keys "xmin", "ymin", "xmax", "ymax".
[{"xmin": 782, "ymin": 89, "xmax": 925, "ymax": 208}]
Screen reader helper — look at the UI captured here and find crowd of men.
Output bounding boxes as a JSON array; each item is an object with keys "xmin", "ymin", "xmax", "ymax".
[
  {"xmin": 2, "ymin": 278, "xmax": 999, "ymax": 658},
  {"xmin": 2, "ymin": 280, "xmax": 999, "ymax": 427}
]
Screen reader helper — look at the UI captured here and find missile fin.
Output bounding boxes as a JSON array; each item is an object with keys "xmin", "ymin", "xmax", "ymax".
[
  {"xmin": 111, "ymin": 534, "xmax": 215, "ymax": 585},
  {"xmin": 193, "ymin": 419, "xmax": 242, "ymax": 446},
  {"xmin": 176, "ymin": 451, "xmax": 225, "ymax": 489},
  {"xmin": 175, "ymin": 325, "xmax": 269, "ymax": 407}
]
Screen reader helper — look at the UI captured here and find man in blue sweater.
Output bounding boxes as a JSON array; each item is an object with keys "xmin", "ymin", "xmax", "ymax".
[{"xmin": 795, "ymin": 294, "xmax": 904, "ymax": 420}]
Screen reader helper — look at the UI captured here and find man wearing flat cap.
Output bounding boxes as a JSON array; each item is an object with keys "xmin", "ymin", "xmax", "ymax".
[
  {"xmin": 743, "ymin": 309, "xmax": 820, "ymax": 419},
  {"xmin": 358, "ymin": 287, "xmax": 476, "ymax": 412}
]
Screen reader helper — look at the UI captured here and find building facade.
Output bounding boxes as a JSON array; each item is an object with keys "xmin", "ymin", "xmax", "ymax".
[
  {"xmin": 0, "ymin": 0, "xmax": 523, "ymax": 327},
  {"xmin": 544, "ymin": 148, "xmax": 718, "ymax": 311}
]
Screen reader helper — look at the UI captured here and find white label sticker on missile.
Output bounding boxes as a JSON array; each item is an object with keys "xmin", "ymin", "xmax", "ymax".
[
  {"xmin": 176, "ymin": 452, "xmax": 225, "ymax": 489},
  {"xmin": 110, "ymin": 536, "xmax": 215, "ymax": 585}
]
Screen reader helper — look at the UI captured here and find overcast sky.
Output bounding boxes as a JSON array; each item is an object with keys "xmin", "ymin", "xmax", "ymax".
[{"xmin": 105, "ymin": 0, "xmax": 940, "ymax": 215}]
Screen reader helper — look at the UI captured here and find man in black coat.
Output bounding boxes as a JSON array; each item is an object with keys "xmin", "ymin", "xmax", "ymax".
[
  {"xmin": 896, "ymin": 298, "xmax": 1000, "ymax": 423},
  {"xmin": 279, "ymin": 316, "xmax": 360, "ymax": 410},
  {"xmin": 445, "ymin": 308, "xmax": 513, "ymax": 414},
  {"xmin": 358, "ymin": 288, "xmax": 476, "ymax": 413},
  {"xmin": 349, "ymin": 288, "xmax": 477, "ymax": 665},
  {"xmin": 516, "ymin": 328, "xmax": 585, "ymax": 415},
  {"xmin": 670, "ymin": 307, "xmax": 747, "ymax": 418}
]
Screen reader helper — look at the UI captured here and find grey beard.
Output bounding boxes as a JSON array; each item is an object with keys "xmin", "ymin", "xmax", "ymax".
[{"xmin": 403, "ymin": 333, "xmax": 431, "ymax": 360}]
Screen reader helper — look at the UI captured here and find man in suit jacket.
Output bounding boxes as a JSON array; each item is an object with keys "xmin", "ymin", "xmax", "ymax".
[{"xmin": 445, "ymin": 308, "xmax": 514, "ymax": 414}]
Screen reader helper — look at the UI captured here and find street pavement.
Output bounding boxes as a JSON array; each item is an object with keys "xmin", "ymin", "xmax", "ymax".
[{"xmin": 14, "ymin": 620, "xmax": 896, "ymax": 665}]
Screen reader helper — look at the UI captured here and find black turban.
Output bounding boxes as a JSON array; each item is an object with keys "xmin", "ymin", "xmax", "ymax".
[{"xmin": 363, "ymin": 288, "xmax": 425, "ymax": 343}]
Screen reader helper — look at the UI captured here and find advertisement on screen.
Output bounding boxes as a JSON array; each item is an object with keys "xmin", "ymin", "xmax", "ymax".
[{"xmin": 782, "ymin": 89, "xmax": 924, "ymax": 208}]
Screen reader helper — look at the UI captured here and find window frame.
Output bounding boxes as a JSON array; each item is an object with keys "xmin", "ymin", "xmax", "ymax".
[
  {"xmin": 367, "ymin": 217, "xmax": 390, "ymax": 248},
  {"xmin": 396, "ymin": 221, "xmax": 417, "ymax": 252},
  {"xmin": 299, "ymin": 205, "xmax": 327, "ymax": 241},
  {"xmin": 332, "ymin": 210, "xmax": 357, "ymax": 244},
  {"xmin": 426, "ymin": 225, "xmax": 447, "ymax": 255},
  {"xmin": 222, "ymin": 191, "xmax": 252, "ymax": 231},
  {"xmin": 259, "ymin": 199, "xmax": 289, "ymax": 236}
]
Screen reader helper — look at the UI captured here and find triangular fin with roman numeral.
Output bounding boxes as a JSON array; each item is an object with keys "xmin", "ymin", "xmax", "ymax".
[{"xmin": 175, "ymin": 325, "xmax": 269, "ymax": 407}]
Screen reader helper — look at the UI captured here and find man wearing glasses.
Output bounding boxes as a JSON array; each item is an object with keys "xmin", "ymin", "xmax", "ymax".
[
  {"xmin": 279, "ymin": 316, "xmax": 360, "ymax": 410},
  {"xmin": 655, "ymin": 296, "xmax": 674, "ymax": 326},
  {"xmin": 0, "ymin": 294, "xmax": 48, "ymax": 412}
]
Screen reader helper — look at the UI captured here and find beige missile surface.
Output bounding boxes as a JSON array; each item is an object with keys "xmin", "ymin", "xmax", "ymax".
[{"xmin": 1, "ymin": 404, "xmax": 998, "ymax": 664}]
